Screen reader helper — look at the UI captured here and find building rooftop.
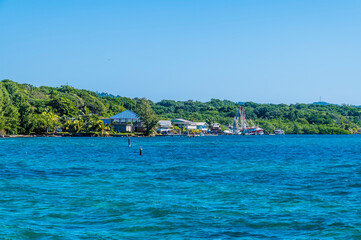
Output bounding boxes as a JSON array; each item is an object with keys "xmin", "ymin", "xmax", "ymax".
[
  {"xmin": 172, "ymin": 118, "xmax": 192, "ymax": 123},
  {"xmin": 159, "ymin": 120, "xmax": 172, "ymax": 124},
  {"xmin": 193, "ymin": 122, "xmax": 207, "ymax": 126},
  {"xmin": 110, "ymin": 110, "xmax": 139, "ymax": 119}
]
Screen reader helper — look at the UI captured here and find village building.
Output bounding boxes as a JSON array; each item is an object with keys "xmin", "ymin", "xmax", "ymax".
[
  {"xmin": 100, "ymin": 118, "xmax": 112, "ymax": 125},
  {"xmin": 210, "ymin": 123, "xmax": 222, "ymax": 133},
  {"xmin": 171, "ymin": 119, "xmax": 210, "ymax": 132},
  {"xmin": 171, "ymin": 118, "xmax": 191, "ymax": 128},
  {"xmin": 157, "ymin": 120, "xmax": 172, "ymax": 134},
  {"xmin": 102, "ymin": 110, "xmax": 143, "ymax": 133},
  {"xmin": 193, "ymin": 122, "xmax": 209, "ymax": 133},
  {"xmin": 171, "ymin": 119, "xmax": 196, "ymax": 131}
]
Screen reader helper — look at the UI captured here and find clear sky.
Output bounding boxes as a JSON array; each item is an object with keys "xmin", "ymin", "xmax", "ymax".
[{"xmin": 1, "ymin": 0, "xmax": 361, "ymax": 104}]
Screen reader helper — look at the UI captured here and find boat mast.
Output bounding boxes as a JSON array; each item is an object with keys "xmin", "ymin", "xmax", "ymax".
[
  {"xmin": 233, "ymin": 107, "xmax": 240, "ymax": 133},
  {"xmin": 240, "ymin": 107, "xmax": 248, "ymax": 131}
]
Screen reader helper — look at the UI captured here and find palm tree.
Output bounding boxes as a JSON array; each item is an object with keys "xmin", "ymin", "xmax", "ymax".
[
  {"xmin": 84, "ymin": 115, "xmax": 100, "ymax": 132},
  {"xmin": 42, "ymin": 111, "xmax": 60, "ymax": 133},
  {"xmin": 94, "ymin": 120, "xmax": 110, "ymax": 136},
  {"xmin": 63, "ymin": 119, "xmax": 75, "ymax": 132},
  {"xmin": 73, "ymin": 120, "xmax": 85, "ymax": 133}
]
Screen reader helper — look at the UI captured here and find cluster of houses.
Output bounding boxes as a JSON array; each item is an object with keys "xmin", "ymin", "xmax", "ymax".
[
  {"xmin": 101, "ymin": 110, "xmax": 223, "ymax": 135},
  {"xmin": 157, "ymin": 119, "xmax": 222, "ymax": 135}
]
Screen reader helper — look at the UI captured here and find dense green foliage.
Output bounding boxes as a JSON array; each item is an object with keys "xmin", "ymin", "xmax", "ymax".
[
  {"xmin": 0, "ymin": 80, "xmax": 133, "ymax": 135},
  {"xmin": 135, "ymin": 98, "xmax": 158, "ymax": 135},
  {"xmin": 151, "ymin": 99, "xmax": 361, "ymax": 134},
  {"xmin": 0, "ymin": 79, "xmax": 360, "ymax": 135}
]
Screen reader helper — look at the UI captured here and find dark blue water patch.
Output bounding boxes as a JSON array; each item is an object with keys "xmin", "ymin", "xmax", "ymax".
[{"xmin": 1, "ymin": 135, "xmax": 361, "ymax": 239}]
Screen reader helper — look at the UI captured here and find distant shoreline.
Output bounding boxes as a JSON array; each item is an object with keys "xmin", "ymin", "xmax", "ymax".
[
  {"xmin": 1, "ymin": 133, "xmax": 359, "ymax": 138},
  {"xmin": 0, "ymin": 80, "xmax": 358, "ymax": 136}
]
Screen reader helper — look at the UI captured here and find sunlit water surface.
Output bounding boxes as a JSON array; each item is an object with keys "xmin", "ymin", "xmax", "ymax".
[{"xmin": 1, "ymin": 135, "xmax": 361, "ymax": 239}]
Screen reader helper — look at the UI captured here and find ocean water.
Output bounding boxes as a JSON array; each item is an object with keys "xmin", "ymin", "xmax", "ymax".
[{"xmin": 0, "ymin": 135, "xmax": 361, "ymax": 239}]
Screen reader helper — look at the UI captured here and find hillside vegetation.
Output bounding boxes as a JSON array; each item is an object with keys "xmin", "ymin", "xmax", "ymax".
[
  {"xmin": 151, "ymin": 100, "xmax": 358, "ymax": 134},
  {"xmin": 0, "ymin": 79, "xmax": 360, "ymax": 135}
]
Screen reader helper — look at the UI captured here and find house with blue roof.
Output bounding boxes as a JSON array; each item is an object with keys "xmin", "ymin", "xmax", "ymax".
[{"xmin": 101, "ymin": 110, "xmax": 144, "ymax": 133}]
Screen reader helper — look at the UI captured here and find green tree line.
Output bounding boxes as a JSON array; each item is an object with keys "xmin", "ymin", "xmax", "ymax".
[
  {"xmin": 151, "ymin": 99, "xmax": 360, "ymax": 134},
  {"xmin": 0, "ymin": 79, "xmax": 360, "ymax": 135},
  {"xmin": 0, "ymin": 80, "xmax": 156, "ymax": 135}
]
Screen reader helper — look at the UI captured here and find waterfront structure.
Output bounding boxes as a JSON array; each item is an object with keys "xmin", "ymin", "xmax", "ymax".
[
  {"xmin": 274, "ymin": 129, "xmax": 285, "ymax": 135},
  {"xmin": 193, "ymin": 122, "xmax": 209, "ymax": 133},
  {"xmin": 100, "ymin": 118, "xmax": 111, "ymax": 125},
  {"xmin": 210, "ymin": 123, "xmax": 222, "ymax": 133},
  {"xmin": 171, "ymin": 119, "xmax": 196, "ymax": 131},
  {"xmin": 157, "ymin": 120, "xmax": 172, "ymax": 134},
  {"xmin": 171, "ymin": 118, "xmax": 191, "ymax": 127},
  {"xmin": 102, "ymin": 110, "xmax": 143, "ymax": 133},
  {"xmin": 171, "ymin": 118, "xmax": 210, "ymax": 132}
]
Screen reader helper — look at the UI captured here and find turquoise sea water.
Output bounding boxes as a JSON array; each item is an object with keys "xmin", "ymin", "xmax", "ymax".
[{"xmin": 1, "ymin": 135, "xmax": 361, "ymax": 239}]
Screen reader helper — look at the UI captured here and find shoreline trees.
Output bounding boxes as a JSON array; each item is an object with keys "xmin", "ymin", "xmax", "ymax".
[{"xmin": 0, "ymin": 79, "xmax": 360, "ymax": 136}]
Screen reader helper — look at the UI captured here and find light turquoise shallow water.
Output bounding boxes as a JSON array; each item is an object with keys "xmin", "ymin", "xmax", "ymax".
[{"xmin": 1, "ymin": 135, "xmax": 361, "ymax": 239}]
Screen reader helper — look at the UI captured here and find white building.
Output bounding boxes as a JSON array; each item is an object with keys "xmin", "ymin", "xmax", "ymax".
[
  {"xmin": 157, "ymin": 120, "xmax": 172, "ymax": 134},
  {"xmin": 171, "ymin": 119, "xmax": 208, "ymax": 132},
  {"xmin": 193, "ymin": 122, "xmax": 209, "ymax": 133}
]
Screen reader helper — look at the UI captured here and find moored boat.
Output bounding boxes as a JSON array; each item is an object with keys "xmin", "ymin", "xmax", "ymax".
[
  {"xmin": 274, "ymin": 129, "xmax": 285, "ymax": 135},
  {"xmin": 231, "ymin": 107, "xmax": 264, "ymax": 135}
]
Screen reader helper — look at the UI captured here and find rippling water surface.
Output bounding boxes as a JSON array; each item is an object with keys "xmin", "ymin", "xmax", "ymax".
[{"xmin": 1, "ymin": 135, "xmax": 361, "ymax": 239}]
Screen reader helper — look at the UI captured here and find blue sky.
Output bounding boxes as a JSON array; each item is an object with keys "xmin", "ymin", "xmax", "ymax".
[{"xmin": 1, "ymin": 0, "xmax": 361, "ymax": 104}]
